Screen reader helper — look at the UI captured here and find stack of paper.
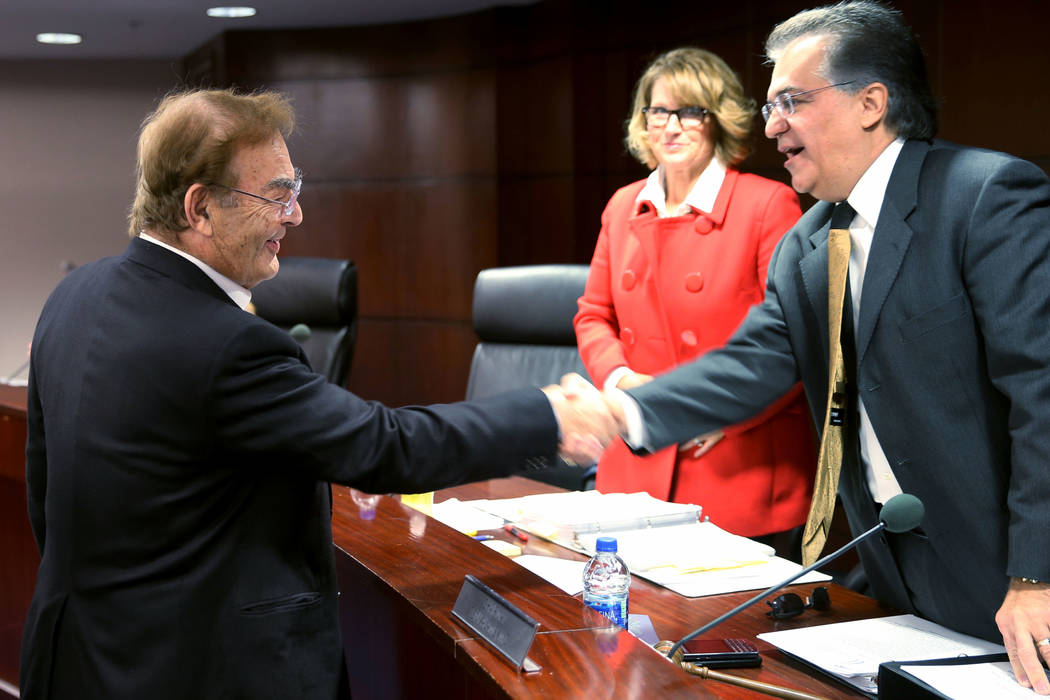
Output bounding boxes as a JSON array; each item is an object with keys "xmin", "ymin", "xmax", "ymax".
[
  {"xmin": 758, "ymin": 614, "xmax": 1006, "ymax": 696},
  {"xmin": 470, "ymin": 490, "xmax": 700, "ymax": 545},
  {"xmin": 467, "ymin": 491, "xmax": 830, "ymax": 597}
]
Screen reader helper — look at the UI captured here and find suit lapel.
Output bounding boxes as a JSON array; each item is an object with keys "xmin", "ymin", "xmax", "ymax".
[
  {"xmin": 800, "ymin": 201, "xmax": 837, "ymax": 365},
  {"xmin": 855, "ymin": 140, "xmax": 925, "ymax": 364}
]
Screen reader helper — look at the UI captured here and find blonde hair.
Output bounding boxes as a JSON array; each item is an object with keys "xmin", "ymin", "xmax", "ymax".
[
  {"xmin": 625, "ymin": 48, "xmax": 755, "ymax": 169},
  {"xmin": 128, "ymin": 88, "xmax": 295, "ymax": 237}
]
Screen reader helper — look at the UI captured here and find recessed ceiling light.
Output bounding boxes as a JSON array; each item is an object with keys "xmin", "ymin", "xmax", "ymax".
[
  {"xmin": 36, "ymin": 32, "xmax": 83, "ymax": 45},
  {"xmin": 206, "ymin": 7, "xmax": 257, "ymax": 19}
]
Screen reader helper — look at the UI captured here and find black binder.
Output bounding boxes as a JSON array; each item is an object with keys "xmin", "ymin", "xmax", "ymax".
[{"xmin": 877, "ymin": 653, "xmax": 1009, "ymax": 699}]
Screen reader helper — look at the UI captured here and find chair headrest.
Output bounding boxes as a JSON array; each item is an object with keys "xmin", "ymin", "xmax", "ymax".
[
  {"xmin": 251, "ymin": 257, "xmax": 357, "ymax": 327},
  {"xmin": 472, "ymin": 265, "xmax": 589, "ymax": 345}
]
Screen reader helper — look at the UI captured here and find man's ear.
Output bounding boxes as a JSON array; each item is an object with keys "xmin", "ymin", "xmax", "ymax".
[
  {"xmin": 859, "ymin": 82, "xmax": 889, "ymax": 130},
  {"xmin": 184, "ymin": 183, "xmax": 213, "ymax": 236}
]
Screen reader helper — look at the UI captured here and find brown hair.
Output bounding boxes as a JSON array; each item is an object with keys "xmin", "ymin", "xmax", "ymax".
[
  {"xmin": 128, "ymin": 88, "xmax": 295, "ymax": 237},
  {"xmin": 625, "ymin": 48, "xmax": 755, "ymax": 169}
]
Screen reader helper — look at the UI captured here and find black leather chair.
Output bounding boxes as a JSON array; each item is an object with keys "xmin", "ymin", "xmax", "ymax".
[
  {"xmin": 466, "ymin": 264, "xmax": 596, "ymax": 490},
  {"xmin": 251, "ymin": 257, "xmax": 358, "ymax": 387}
]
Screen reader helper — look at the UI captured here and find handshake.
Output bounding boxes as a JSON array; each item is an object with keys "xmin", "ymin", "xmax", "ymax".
[{"xmin": 541, "ymin": 373, "xmax": 628, "ymax": 466}]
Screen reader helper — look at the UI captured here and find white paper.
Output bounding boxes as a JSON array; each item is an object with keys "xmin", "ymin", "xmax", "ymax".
[
  {"xmin": 644, "ymin": 556, "xmax": 831, "ymax": 598},
  {"xmin": 759, "ymin": 614, "xmax": 1005, "ymax": 694},
  {"xmin": 430, "ymin": 498, "xmax": 505, "ymax": 533},
  {"xmin": 577, "ymin": 521, "xmax": 774, "ymax": 572},
  {"xmin": 902, "ymin": 661, "xmax": 1035, "ymax": 699},
  {"xmin": 512, "ymin": 555, "xmax": 585, "ymax": 595}
]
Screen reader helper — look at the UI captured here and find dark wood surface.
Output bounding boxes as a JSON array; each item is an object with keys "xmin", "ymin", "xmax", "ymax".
[
  {"xmin": 0, "ymin": 385, "xmax": 33, "ymax": 698},
  {"xmin": 333, "ymin": 477, "xmax": 896, "ymax": 699}
]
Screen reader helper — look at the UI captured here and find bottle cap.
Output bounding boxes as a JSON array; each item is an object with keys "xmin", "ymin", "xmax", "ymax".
[{"xmin": 595, "ymin": 536, "xmax": 618, "ymax": 553}]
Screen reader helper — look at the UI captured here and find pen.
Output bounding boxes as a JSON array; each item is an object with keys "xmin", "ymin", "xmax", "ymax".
[
  {"xmin": 472, "ymin": 535, "xmax": 495, "ymax": 541},
  {"xmin": 504, "ymin": 524, "xmax": 529, "ymax": 542}
]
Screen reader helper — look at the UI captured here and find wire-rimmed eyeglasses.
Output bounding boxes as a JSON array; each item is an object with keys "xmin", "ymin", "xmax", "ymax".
[
  {"xmin": 765, "ymin": 587, "xmax": 831, "ymax": 619},
  {"xmin": 213, "ymin": 168, "xmax": 302, "ymax": 217},
  {"xmin": 761, "ymin": 81, "xmax": 854, "ymax": 123},
  {"xmin": 642, "ymin": 106, "xmax": 709, "ymax": 129}
]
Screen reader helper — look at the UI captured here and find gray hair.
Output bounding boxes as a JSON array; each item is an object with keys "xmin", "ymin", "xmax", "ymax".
[{"xmin": 765, "ymin": 0, "xmax": 937, "ymax": 140}]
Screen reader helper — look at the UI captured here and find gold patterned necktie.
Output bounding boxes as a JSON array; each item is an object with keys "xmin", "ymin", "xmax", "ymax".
[{"xmin": 801, "ymin": 202, "xmax": 855, "ymax": 566}]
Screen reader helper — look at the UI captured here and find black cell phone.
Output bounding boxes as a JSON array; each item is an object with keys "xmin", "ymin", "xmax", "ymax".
[{"xmin": 681, "ymin": 638, "xmax": 761, "ymax": 668}]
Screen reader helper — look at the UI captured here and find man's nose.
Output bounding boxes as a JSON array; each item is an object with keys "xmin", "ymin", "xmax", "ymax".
[{"xmin": 764, "ymin": 109, "xmax": 787, "ymax": 139}]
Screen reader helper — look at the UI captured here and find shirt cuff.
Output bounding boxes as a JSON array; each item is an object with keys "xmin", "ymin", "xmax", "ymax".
[
  {"xmin": 607, "ymin": 386, "xmax": 646, "ymax": 449},
  {"xmin": 604, "ymin": 366, "xmax": 633, "ymax": 393}
]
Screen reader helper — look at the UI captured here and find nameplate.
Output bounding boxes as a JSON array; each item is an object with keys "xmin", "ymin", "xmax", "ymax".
[{"xmin": 451, "ymin": 575, "xmax": 541, "ymax": 672}]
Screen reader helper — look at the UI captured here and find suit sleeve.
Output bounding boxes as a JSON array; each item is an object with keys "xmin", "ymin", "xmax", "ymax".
[
  {"xmin": 626, "ymin": 231, "xmax": 803, "ymax": 454},
  {"xmin": 720, "ymin": 182, "xmax": 805, "ymax": 438},
  {"xmin": 207, "ymin": 322, "xmax": 561, "ymax": 495},
  {"xmin": 574, "ymin": 195, "xmax": 630, "ymax": 387},
  {"xmin": 960, "ymin": 157, "xmax": 1050, "ymax": 579}
]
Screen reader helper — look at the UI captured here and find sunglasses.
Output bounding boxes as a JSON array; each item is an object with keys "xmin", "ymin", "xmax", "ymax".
[{"xmin": 765, "ymin": 587, "xmax": 831, "ymax": 619}]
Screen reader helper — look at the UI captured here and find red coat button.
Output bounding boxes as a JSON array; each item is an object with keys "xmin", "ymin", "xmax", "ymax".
[
  {"xmin": 680, "ymin": 330, "xmax": 697, "ymax": 346},
  {"xmin": 685, "ymin": 272, "xmax": 703, "ymax": 292},
  {"xmin": 622, "ymin": 269, "xmax": 636, "ymax": 290},
  {"xmin": 621, "ymin": 328, "xmax": 635, "ymax": 346},
  {"xmin": 694, "ymin": 216, "xmax": 714, "ymax": 234}
]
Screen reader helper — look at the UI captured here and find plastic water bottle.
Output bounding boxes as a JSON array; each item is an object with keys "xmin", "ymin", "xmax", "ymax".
[{"xmin": 582, "ymin": 536, "xmax": 630, "ymax": 628}]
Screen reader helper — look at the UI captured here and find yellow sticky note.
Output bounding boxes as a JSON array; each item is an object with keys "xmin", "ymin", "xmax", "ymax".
[
  {"xmin": 400, "ymin": 492, "xmax": 433, "ymax": 516},
  {"xmin": 482, "ymin": 540, "xmax": 522, "ymax": 558}
]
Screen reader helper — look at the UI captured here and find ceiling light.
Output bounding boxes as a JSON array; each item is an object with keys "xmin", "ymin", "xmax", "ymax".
[
  {"xmin": 206, "ymin": 7, "xmax": 257, "ymax": 19},
  {"xmin": 36, "ymin": 33, "xmax": 82, "ymax": 45}
]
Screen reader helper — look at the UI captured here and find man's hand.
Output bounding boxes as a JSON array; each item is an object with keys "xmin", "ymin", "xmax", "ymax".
[
  {"xmin": 996, "ymin": 577, "xmax": 1050, "ymax": 693},
  {"xmin": 542, "ymin": 373, "xmax": 618, "ymax": 465},
  {"xmin": 679, "ymin": 430, "xmax": 725, "ymax": 458}
]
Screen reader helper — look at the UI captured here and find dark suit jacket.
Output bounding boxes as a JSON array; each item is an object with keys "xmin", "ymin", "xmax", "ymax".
[
  {"xmin": 21, "ymin": 237, "xmax": 560, "ymax": 699},
  {"xmin": 628, "ymin": 139, "xmax": 1050, "ymax": 641}
]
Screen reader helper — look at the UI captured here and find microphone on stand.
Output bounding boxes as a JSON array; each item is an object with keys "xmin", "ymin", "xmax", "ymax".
[
  {"xmin": 289, "ymin": 323, "xmax": 311, "ymax": 343},
  {"xmin": 655, "ymin": 493, "xmax": 925, "ymax": 700}
]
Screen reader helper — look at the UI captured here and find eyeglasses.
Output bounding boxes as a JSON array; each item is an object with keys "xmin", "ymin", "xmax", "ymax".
[
  {"xmin": 642, "ymin": 106, "xmax": 709, "ymax": 129},
  {"xmin": 765, "ymin": 587, "xmax": 831, "ymax": 619},
  {"xmin": 761, "ymin": 81, "xmax": 854, "ymax": 123},
  {"xmin": 213, "ymin": 169, "xmax": 303, "ymax": 217}
]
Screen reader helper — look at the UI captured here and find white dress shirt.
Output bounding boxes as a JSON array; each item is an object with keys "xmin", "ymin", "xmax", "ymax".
[
  {"xmin": 842, "ymin": 137, "xmax": 906, "ymax": 503},
  {"xmin": 138, "ymin": 232, "xmax": 253, "ymax": 311}
]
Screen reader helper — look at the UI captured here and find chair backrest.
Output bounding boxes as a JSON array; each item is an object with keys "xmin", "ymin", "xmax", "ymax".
[
  {"xmin": 251, "ymin": 257, "xmax": 358, "ymax": 386},
  {"xmin": 466, "ymin": 264, "xmax": 595, "ymax": 490}
]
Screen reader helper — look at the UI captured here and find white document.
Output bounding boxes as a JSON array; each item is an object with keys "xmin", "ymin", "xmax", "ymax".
[
  {"xmin": 901, "ymin": 661, "xmax": 1035, "ymax": 699},
  {"xmin": 643, "ymin": 555, "xmax": 830, "ymax": 598},
  {"xmin": 758, "ymin": 614, "xmax": 1006, "ymax": 695},
  {"xmin": 430, "ymin": 498, "xmax": 505, "ymax": 533},
  {"xmin": 512, "ymin": 555, "xmax": 585, "ymax": 595}
]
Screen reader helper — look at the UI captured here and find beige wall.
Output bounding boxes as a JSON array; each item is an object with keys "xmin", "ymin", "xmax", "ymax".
[{"xmin": 0, "ymin": 60, "xmax": 177, "ymax": 380}]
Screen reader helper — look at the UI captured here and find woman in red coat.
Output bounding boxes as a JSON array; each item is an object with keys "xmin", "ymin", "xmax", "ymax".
[{"xmin": 574, "ymin": 48, "xmax": 816, "ymax": 552}]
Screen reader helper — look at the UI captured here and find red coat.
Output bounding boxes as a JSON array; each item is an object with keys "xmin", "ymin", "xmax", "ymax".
[{"xmin": 574, "ymin": 170, "xmax": 816, "ymax": 537}]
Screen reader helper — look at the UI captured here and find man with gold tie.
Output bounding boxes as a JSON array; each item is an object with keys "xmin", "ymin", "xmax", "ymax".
[{"xmin": 605, "ymin": 1, "xmax": 1050, "ymax": 693}]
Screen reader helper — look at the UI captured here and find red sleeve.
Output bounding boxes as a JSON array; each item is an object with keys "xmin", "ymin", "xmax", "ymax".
[{"xmin": 574, "ymin": 192, "xmax": 632, "ymax": 387}]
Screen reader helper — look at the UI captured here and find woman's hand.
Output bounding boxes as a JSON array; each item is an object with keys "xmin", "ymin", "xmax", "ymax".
[{"xmin": 679, "ymin": 430, "xmax": 725, "ymax": 458}]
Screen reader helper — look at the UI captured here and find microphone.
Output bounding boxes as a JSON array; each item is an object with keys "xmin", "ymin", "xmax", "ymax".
[
  {"xmin": 289, "ymin": 323, "xmax": 311, "ymax": 343},
  {"xmin": 662, "ymin": 493, "xmax": 925, "ymax": 660}
]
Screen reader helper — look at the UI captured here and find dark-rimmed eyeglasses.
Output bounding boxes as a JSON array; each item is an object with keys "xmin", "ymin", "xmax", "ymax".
[
  {"xmin": 642, "ymin": 106, "xmax": 709, "ymax": 129},
  {"xmin": 761, "ymin": 81, "xmax": 854, "ymax": 123},
  {"xmin": 213, "ymin": 168, "xmax": 303, "ymax": 217},
  {"xmin": 765, "ymin": 587, "xmax": 831, "ymax": 619}
]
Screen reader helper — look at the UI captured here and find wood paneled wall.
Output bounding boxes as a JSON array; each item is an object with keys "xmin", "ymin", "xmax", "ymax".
[{"xmin": 181, "ymin": 0, "xmax": 1050, "ymax": 407}]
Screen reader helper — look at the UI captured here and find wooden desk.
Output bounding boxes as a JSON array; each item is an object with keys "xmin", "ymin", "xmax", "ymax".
[
  {"xmin": 0, "ymin": 384, "xmax": 33, "ymax": 698},
  {"xmin": 332, "ymin": 477, "xmax": 896, "ymax": 699}
]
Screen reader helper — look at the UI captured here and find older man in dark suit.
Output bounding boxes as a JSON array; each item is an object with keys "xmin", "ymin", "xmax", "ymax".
[
  {"xmin": 20, "ymin": 89, "xmax": 614, "ymax": 699},
  {"xmin": 608, "ymin": 1, "xmax": 1050, "ymax": 693}
]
